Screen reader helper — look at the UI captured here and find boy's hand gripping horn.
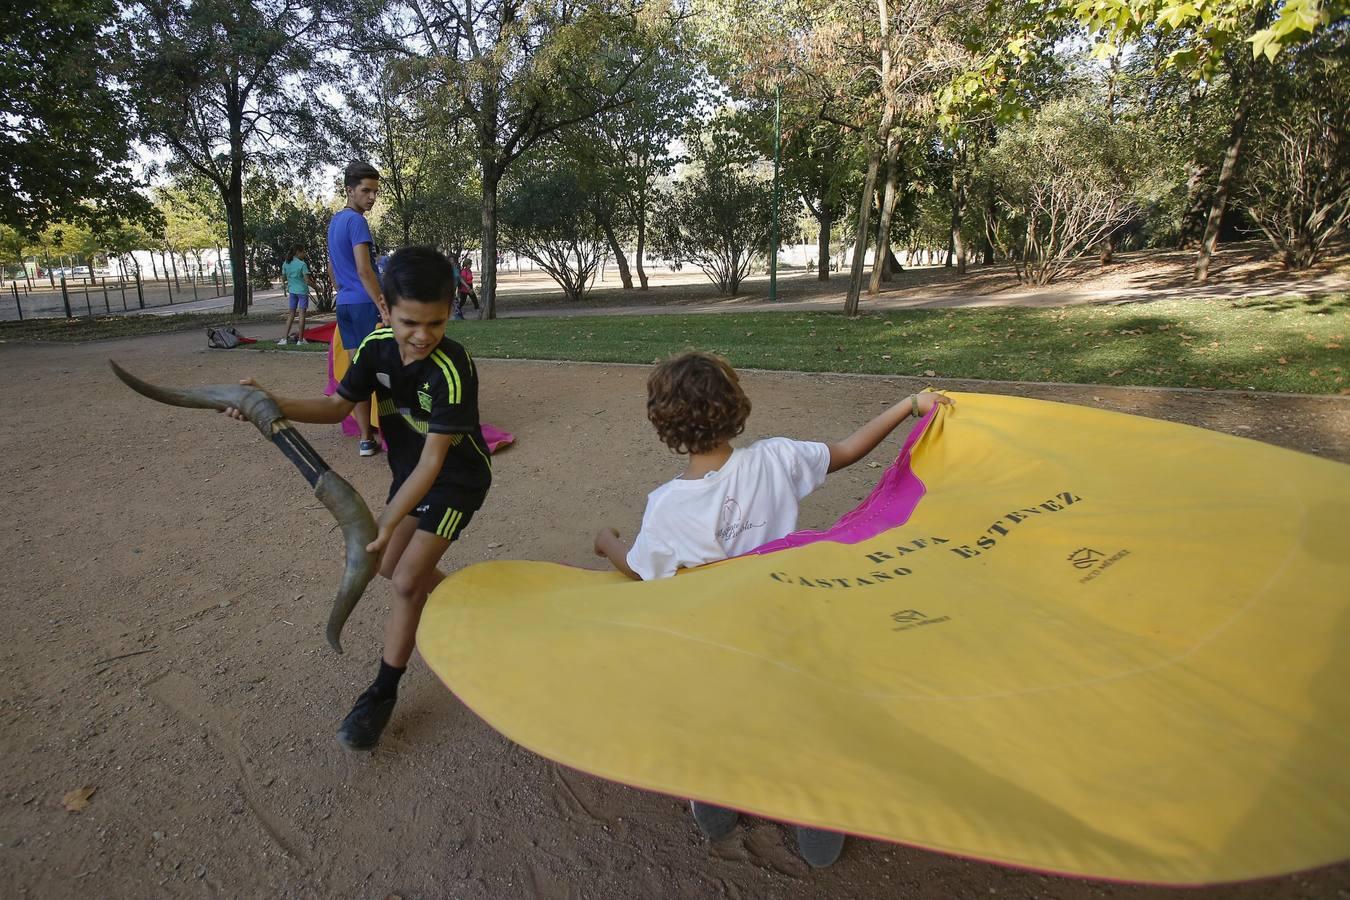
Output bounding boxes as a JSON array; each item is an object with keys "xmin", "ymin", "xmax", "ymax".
[{"xmin": 110, "ymin": 361, "xmax": 377, "ymax": 653}]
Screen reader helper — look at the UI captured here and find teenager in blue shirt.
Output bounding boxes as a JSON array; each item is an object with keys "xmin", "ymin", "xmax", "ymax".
[{"xmin": 328, "ymin": 161, "xmax": 388, "ymax": 457}]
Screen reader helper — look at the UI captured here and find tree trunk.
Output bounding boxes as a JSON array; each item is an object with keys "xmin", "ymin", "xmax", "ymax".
[
  {"xmin": 1176, "ymin": 161, "xmax": 1211, "ymax": 248},
  {"xmin": 635, "ymin": 184, "xmax": 650, "ymax": 290},
  {"xmin": 951, "ymin": 166, "xmax": 968, "ymax": 275},
  {"xmin": 844, "ymin": 146, "xmax": 882, "ymax": 316},
  {"xmin": 1194, "ymin": 91, "xmax": 1251, "ymax": 282},
  {"xmin": 869, "ymin": 132, "xmax": 901, "ymax": 294},
  {"xmin": 480, "ymin": 172, "xmax": 500, "ymax": 320},
  {"xmin": 1195, "ymin": 3, "xmax": 1268, "ymax": 283},
  {"xmin": 982, "ymin": 189, "xmax": 996, "ymax": 264},
  {"xmin": 817, "ymin": 200, "xmax": 832, "ymax": 281},
  {"xmin": 599, "ymin": 218, "xmax": 633, "ymax": 289},
  {"xmin": 227, "ymin": 123, "xmax": 248, "ymax": 314},
  {"xmin": 1099, "ymin": 232, "xmax": 1116, "ymax": 266}
]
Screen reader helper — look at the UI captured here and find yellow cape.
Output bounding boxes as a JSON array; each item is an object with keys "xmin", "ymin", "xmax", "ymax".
[{"xmin": 418, "ymin": 392, "xmax": 1350, "ymax": 885}]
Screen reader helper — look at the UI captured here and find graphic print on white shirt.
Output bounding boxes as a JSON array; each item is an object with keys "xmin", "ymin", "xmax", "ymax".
[{"xmin": 715, "ymin": 498, "xmax": 765, "ymax": 544}]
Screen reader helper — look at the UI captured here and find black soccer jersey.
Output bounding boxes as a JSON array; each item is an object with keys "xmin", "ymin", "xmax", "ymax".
[{"xmin": 337, "ymin": 328, "xmax": 492, "ymax": 510}]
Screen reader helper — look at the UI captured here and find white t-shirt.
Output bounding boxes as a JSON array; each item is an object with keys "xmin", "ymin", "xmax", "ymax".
[{"xmin": 626, "ymin": 437, "xmax": 831, "ymax": 581}]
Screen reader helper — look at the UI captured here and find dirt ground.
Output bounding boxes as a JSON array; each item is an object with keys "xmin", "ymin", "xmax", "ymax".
[{"xmin": 2, "ymin": 331, "xmax": 1348, "ymax": 900}]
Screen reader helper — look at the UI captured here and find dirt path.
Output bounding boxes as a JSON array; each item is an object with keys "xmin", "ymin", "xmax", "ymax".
[{"xmin": 1, "ymin": 332, "xmax": 1346, "ymax": 899}]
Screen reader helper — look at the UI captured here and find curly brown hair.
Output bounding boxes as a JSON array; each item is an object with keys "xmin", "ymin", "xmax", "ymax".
[{"xmin": 646, "ymin": 351, "xmax": 752, "ymax": 454}]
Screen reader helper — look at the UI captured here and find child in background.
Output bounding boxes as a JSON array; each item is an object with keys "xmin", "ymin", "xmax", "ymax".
[
  {"xmin": 454, "ymin": 257, "xmax": 478, "ymax": 320},
  {"xmin": 279, "ymin": 246, "xmax": 318, "ymax": 344},
  {"xmin": 593, "ymin": 351, "xmax": 952, "ymax": 868}
]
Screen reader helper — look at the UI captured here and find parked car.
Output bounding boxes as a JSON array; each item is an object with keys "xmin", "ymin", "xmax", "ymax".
[{"xmin": 73, "ymin": 266, "xmax": 91, "ymax": 278}]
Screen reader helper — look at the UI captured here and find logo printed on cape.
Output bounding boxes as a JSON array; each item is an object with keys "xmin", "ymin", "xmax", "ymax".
[{"xmin": 1068, "ymin": 547, "xmax": 1104, "ymax": 570}]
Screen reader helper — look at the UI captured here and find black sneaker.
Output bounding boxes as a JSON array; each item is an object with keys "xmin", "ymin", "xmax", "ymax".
[
  {"xmin": 690, "ymin": 801, "xmax": 740, "ymax": 841},
  {"xmin": 336, "ymin": 688, "xmax": 396, "ymax": 751},
  {"xmin": 795, "ymin": 826, "xmax": 845, "ymax": 868}
]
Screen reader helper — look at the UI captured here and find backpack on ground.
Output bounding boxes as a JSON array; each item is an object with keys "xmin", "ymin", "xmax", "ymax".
[{"xmin": 206, "ymin": 325, "xmax": 253, "ymax": 349}]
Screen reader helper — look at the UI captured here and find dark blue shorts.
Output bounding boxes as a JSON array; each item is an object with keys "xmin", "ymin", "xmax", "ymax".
[
  {"xmin": 287, "ymin": 292, "xmax": 309, "ymax": 311},
  {"xmin": 336, "ymin": 301, "xmax": 381, "ymax": 349}
]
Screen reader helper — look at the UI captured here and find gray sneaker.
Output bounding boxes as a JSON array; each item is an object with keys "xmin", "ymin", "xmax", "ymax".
[
  {"xmin": 358, "ymin": 439, "xmax": 379, "ymax": 457},
  {"xmin": 690, "ymin": 801, "xmax": 739, "ymax": 841},
  {"xmin": 795, "ymin": 826, "xmax": 845, "ymax": 868}
]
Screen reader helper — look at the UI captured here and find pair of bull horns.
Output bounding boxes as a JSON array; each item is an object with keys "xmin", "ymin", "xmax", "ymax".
[{"xmin": 110, "ymin": 361, "xmax": 377, "ymax": 653}]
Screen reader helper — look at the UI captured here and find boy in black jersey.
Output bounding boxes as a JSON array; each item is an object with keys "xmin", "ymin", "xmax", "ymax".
[{"xmin": 224, "ymin": 246, "xmax": 491, "ymax": 750}]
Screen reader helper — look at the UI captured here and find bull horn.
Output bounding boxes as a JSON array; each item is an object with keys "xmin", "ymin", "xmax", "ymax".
[{"xmin": 110, "ymin": 361, "xmax": 378, "ymax": 653}]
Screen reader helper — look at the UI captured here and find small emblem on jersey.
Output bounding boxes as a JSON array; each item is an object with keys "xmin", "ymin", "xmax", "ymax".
[
  {"xmin": 417, "ymin": 390, "xmax": 433, "ymax": 412},
  {"xmin": 376, "ymin": 372, "xmax": 392, "ymax": 388},
  {"xmin": 421, "ymin": 382, "xmax": 430, "ymax": 390}
]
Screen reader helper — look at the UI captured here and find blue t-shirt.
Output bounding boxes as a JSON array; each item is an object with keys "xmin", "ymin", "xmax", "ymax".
[
  {"xmin": 328, "ymin": 208, "xmax": 377, "ymax": 307},
  {"xmin": 281, "ymin": 258, "xmax": 309, "ymax": 295}
]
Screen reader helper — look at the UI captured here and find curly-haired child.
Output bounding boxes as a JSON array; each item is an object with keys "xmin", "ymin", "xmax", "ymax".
[{"xmin": 593, "ymin": 350, "xmax": 953, "ymax": 868}]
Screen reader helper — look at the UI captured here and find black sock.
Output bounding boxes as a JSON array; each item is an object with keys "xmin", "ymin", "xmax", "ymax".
[{"xmin": 371, "ymin": 660, "xmax": 406, "ymax": 700}]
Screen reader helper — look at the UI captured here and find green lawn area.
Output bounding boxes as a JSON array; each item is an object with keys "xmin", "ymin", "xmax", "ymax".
[
  {"xmin": 451, "ymin": 295, "xmax": 1348, "ymax": 394},
  {"xmin": 4, "ymin": 295, "xmax": 1347, "ymax": 394}
]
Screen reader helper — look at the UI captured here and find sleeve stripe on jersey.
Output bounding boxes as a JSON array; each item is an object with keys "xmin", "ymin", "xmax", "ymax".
[
  {"xmin": 431, "ymin": 349, "xmax": 462, "ymax": 404},
  {"xmin": 350, "ymin": 327, "xmax": 394, "ymax": 365}
]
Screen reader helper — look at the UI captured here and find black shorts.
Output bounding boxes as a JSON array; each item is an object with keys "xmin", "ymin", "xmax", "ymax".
[
  {"xmin": 413, "ymin": 497, "xmax": 474, "ymax": 542},
  {"xmin": 387, "ymin": 481, "xmax": 478, "ymax": 542}
]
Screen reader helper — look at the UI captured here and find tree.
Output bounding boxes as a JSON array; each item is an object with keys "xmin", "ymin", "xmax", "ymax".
[
  {"xmin": 1, "ymin": 0, "xmax": 153, "ymax": 235},
  {"xmin": 1072, "ymin": 0, "xmax": 1350, "ymax": 280},
  {"xmin": 121, "ymin": 0, "xmax": 334, "ymax": 313},
  {"xmin": 982, "ymin": 96, "xmax": 1149, "ymax": 284},
  {"xmin": 499, "ymin": 163, "xmax": 607, "ymax": 302},
  {"xmin": 562, "ymin": 49, "xmax": 704, "ymax": 290},
  {"xmin": 1238, "ymin": 35, "xmax": 1350, "ymax": 267},
  {"xmin": 0, "ymin": 227, "xmax": 33, "ymax": 284},
  {"xmin": 358, "ymin": 0, "xmax": 680, "ymax": 318},
  {"xmin": 158, "ymin": 180, "xmax": 226, "ymax": 278},
  {"xmin": 650, "ymin": 121, "xmax": 789, "ymax": 295}
]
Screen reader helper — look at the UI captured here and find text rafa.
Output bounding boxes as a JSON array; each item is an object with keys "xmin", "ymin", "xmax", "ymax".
[{"xmin": 768, "ymin": 537, "xmax": 949, "ymax": 590}]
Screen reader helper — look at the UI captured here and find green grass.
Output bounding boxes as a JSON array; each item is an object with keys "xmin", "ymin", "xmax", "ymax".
[
  {"xmin": 5, "ymin": 295, "xmax": 1348, "ymax": 394},
  {"xmin": 446, "ymin": 294, "xmax": 1348, "ymax": 394},
  {"xmin": 0, "ymin": 312, "xmax": 257, "ymax": 343}
]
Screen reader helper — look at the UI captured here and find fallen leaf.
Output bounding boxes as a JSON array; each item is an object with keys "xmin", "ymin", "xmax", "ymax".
[
  {"xmin": 881, "ymin": 354, "xmax": 892, "ymax": 360},
  {"xmin": 1327, "ymin": 343, "xmax": 1342, "ymax": 350},
  {"xmin": 1278, "ymin": 357, "xmax": 1289, "ymax": 365},
  {"xmin": 1106, "ymin": 369, "xmax": 1124, "ymax": 377},
  {"xmin": 923, "ymin": 369, "xmax": 936, "ymax": 377},
  {"xmin": 487, "ymin": 542, "xmax": 502, "ymax": 550},
  {"xmin": 63, "ymin": 786, "xmax": 96, "ymax": 812}
]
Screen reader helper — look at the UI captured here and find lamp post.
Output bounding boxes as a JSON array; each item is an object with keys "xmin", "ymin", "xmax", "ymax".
[{"xmin": 769, "ymin": 81, "xmax": 782, "ymax": 303}]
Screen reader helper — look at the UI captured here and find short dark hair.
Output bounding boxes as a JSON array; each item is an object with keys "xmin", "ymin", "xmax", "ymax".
[
  {"xmin": 344, "ymin": 161, "xmax": 380, "ymax": 189},
  {"xmin": 381, "ymin": 246, "xmax": 454, "ymax": 307},
  {"xmin": 646, "ymin": 351, "xmax": 751, "ymax": 455}
]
